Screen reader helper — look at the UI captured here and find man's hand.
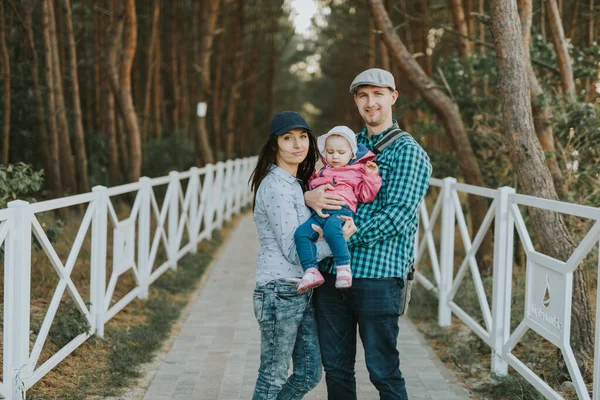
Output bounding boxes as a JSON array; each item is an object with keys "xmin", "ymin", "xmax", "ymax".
[
  {"xmin": 304, "ymin": 185, "xmax": 345, "ymax": 218},
  {"xmin": 365, "ymin": 161, "xmax": 379, "ymax": 174}
]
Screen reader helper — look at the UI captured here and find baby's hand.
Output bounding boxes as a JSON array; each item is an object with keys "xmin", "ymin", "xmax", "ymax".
[{"xmin": 365, "ymin": 161, "xmax": 378, "ymax": 174}]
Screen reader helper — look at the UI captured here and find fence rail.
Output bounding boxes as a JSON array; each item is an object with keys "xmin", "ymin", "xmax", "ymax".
[
  {"xmin": 0, "ymin": 157, "xmax": 257, "ymax": 400},
  {"xmin": 416, "ymin": 178, "xmax": 600, "ymax": 400}
]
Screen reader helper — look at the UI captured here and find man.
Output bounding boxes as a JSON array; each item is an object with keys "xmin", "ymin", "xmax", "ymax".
[{"xmin": 305, "ymin": 68, "xmax": 432, "ymax": 399}]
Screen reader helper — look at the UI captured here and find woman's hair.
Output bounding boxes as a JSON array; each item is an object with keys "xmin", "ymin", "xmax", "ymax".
[{"xmin": 249, "ymin": 130, "xmax": 319, "ymax": 210}]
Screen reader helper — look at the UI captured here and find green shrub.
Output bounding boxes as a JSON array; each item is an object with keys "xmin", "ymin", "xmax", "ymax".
[
  {"xmin": 0, "ymin": 162, "xmax": 44, "ymax": 208},
  {"xmin": 142, "ymin": 134, "xmax": 196, "ymax": 178}
]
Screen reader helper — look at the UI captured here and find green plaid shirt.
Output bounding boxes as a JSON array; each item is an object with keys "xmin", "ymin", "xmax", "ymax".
[{"xmin": 319, "ymin": 121, "xmax": 432, "ymax": 280}]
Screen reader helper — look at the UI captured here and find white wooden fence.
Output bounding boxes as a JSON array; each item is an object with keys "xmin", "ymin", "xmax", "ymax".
[
  {"xmin": 416, "ymin": 177, "xmax": 600, "ymax": 399},
  {"xmin": 2, "ymin": 158, "xmax": 599, "ymax": 399},
  {"xmin": 0, "ymin": 157, "xmax": 257, "ymax": 400}
]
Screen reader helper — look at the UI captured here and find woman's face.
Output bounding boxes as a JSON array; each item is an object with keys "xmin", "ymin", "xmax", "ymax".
[{"xmin": 276, "ymin": 128, "xmax": 310, "ymax": 169}]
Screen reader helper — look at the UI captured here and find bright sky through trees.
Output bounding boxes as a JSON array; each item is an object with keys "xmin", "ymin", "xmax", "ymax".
[{"xmin": 289, "ymin": 0, "xmax": 318, "ymax": 37}]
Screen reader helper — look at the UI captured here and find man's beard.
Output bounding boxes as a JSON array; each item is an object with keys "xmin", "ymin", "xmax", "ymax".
[{"xmin": 364, "ymin": 112, "xmax": 384, "ymax": 126}]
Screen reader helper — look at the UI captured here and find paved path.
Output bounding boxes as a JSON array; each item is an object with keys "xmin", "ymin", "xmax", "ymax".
[{"xmin": 142, "ymin": 215, "xmax": 472, "ymax": 400}]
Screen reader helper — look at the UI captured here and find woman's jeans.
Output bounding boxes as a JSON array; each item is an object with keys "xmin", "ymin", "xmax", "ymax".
[
  {"xmin": 314, "ymin": 272, "xmax": 408, "ymax": 400},
  {"xmin": 294, "ymin": 206, "xmax": 354, "ymax": 271},
  {"xmin": 252, "ymin": 280, "xmax": 322, "ymax": 399}
]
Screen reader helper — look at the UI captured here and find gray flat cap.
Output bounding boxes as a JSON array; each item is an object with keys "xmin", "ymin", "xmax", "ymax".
[{"xmin": 349, "ymin": 68, "xmax": 396, "ymax": 94}]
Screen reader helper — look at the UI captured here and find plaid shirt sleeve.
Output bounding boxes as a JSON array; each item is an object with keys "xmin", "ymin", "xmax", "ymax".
[{"xmin": 348, "ymin": 142, "xmax": 431, "ymax": 248}]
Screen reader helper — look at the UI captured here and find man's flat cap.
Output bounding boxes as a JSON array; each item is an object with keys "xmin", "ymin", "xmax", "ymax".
[{"xmin": 349, "ymin": 68, "xmax": 396, "ymax": 94}]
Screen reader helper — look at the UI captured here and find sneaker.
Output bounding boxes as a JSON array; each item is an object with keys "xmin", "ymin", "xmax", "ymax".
[{"xmin": 297, "ymin": 268, "xmax": 325, "ymax": 293}]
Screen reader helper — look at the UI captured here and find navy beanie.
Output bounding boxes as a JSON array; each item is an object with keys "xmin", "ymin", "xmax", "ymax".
[{"xmin": 269, "ymin": 111, "xmax": 311, "ymax": 137}]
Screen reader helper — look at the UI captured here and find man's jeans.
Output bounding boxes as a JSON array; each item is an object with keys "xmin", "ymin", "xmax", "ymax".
[
  {"xmin": 253, "ymin": 280, "xmax": 322, "ymax": 399},
  {"xmin": 314, "ymin": 272, "xmax": 408, "ymax": 400},
  {"xmin": 294, "ymin": 206, "xmax": 354, "ymax": 271}
]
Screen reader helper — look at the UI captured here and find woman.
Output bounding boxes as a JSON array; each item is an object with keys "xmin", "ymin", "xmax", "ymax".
[{"xmin": 250, "ymin": 111, "xmax": 356, "ymax": 399}]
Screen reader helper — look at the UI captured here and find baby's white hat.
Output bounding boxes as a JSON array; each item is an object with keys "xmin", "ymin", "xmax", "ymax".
[{"xmin": 317, "ymin": 126, "xmax": 358, "ymax": 159}]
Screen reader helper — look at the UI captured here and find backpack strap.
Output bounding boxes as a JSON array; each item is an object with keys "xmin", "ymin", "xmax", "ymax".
[{"xmin": 373, "ymin": 122, "xmax": 411, "ymax": 154}]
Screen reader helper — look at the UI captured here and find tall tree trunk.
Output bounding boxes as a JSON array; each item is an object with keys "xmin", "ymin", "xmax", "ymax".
[
  {"xmin": 546, "ymin": 0, "xmax": 576, "ymax": 101},
  {"xmin": 380, "ymin": 1, "xmax": 392, "ymax": 70},
  {"xmin": 566, "ymin": 0, "xmax": 581, "ymax": 39},
  {"xmin": 449, "ymin": 0, "xmax": 475, "ymax": 57},
  {"xmin": 64, "ymin": 0, "xmax": 90, "ymax": 193},
  {"xmin": 479, "ymin": 0, "xmax": 486, "ymax": 51},
  {"xmin": 169, "ymin": 1, "xmax": 181, "ymax": 131},
  {"xmin": 121, "ymin": 0, "xmax": 142, "ymax": 182},
  {"xmin": 106, "ymin": 90, "xmax": 120, "ymax": 185},
  {"xmin": 518, "ymin": 0, "xmax": 566, "ymax": 198},
  {"xmin": 116, "ymin": 116, "xmax": 130, "ymax": 179},
  {"xmin": 241, "ymin": 15, "xmax": 262, "ymax": 156},
  {"xmin": 211, "ymin": 25, "xmax": 224, "ymax": 152},
  {"xmin": 379, "ymin": 39, "xmax": 391, "ymax": 71},
  {"xmin": 41, "ymin": 0, "xmax": 63, "ymax": 196},
  {"xmin": 418, "ymin": 0, "xmax": 432, "ymax": 75},
  {"xmin": 242, "ymin": 62, "xmax": 259, "ymax": 156},
  {"xmin": 94, "ymin": 0, "xmax": 103, "ymax": 133},
  {"xmin": 0, "ymin": 0, "xmax": 10, "ymax": 166},
  {"xmin": 266, "ymin": 4, "xmax": 278, "ymax": 123},
  {"xmin": 368, "ymin": 17, "xmax": 376, "ymax": 68},
  {"xmin": 466, "ymin": 0, "xmax": 475, "ymax": 35},
  {"xmin": 24, "ymin": 1, "xmax": 52, "ymax": 176},
  {"xmin": 585, "ymin": 0, "xmax": 596, "ymax": 102},
  {"xmin": 541, "ymin": 0, "xmax": 547, "ymax": 40},
  {"xmin": 142, "ymin": 0, "xmax": 160, "ymax": 142},
  {"xmin": 369, "ymin": 0, "xmax": 490, "ymax": 271},
  {"xmin": 153, "ymin": 22, "xmax": 162, "ymax": 139},
  {"xmin": 48, "ymin": 0, "xmax": 77, "ymax": 194},
  {"xmin": 178, "ymin": 0, "xmax": 190, "ymax": 137},
  {"xmin": 489, "ymin": 0, "xmax": 593, "ymax": 363},
  {"xmin": 400, "ymin": 0, "xmax": 414, "ymax": 53},
  {"xmin": 590, "ymin": 0, "xmax": 596, "ymax": 46},
  {"xmin": 225, "ymin": 0, "xmax": 244, "ymax": 159},
  {"xmin": 55, "ymin": 2, "xmax": 66, "ymax": 80},
  {"xmin": 194, "ymin": 0, "xmax": 220, "ymax": 165},
  {"xmin": 106, "ymin": 0, "xmax": 142, "ymax": 183}
]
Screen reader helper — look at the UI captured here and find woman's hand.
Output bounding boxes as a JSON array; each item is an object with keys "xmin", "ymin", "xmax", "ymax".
[
  {"xmin": 304, "ymin": 185, "xmax": 345, "ymax": 218},
  {"xmin": 339, "ymin": 215, "xmax": 357, "ymax": 240}
]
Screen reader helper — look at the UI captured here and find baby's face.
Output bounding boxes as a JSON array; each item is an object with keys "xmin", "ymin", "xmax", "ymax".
[{"xmin": 324, "ymin": 135, "xmax": 353, "ymax": 168}]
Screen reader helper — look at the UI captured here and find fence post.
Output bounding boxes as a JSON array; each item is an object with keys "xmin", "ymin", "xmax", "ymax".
[
  {"xmin": 137, "ymin": 177, "xmax": 151, "ymax": 299},
  {"xmin": 168, "ymin": 171, "xmax": 180, "ymax": 271},
  {"xmin": 439, "ymin": 177, "xmax": 456, "ymax": 327},
  {"xmin": 233, "ymin": 159, "xmax": 243, "ymax": 214},
  {"xmin": 5, "ymin": 200, "xmax": 32, "ymax": 399},
  {"xmin": 203, "ymin": 163, "xmax": 215, "ymax": 239},
  {"xmin": 247, "ymin": 156, "xmax": 257, "ymax": 205},
  {"xmin": 224, "ymin": 160, "xmax": 234, "ymax": 222},
  {"xmin": 91, "ymin": 186, "xmax": 108, "ymax": 338},
  {"xmin": 189, "ymin": 167, "xmax": 200, "ymax": 253},
  {"xmin": 215, "ymin": 162, "xmax": 225, "ymax": 229},
  {"xmin": 490, "ymin": 186, "xmax": 514, "ymax": 376}
]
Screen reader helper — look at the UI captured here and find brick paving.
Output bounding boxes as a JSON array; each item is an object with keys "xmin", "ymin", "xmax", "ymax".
[{"xmin": 142, "ymin": 214, "xmax": 472, "ymax": 400}]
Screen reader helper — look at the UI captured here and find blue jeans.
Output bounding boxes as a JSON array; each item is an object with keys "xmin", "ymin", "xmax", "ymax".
[
  {"xmin": 253, "ymin": 280, "xmax": 322, "ymax": 399},
  {"xmin": 314, "ymin": 272, "xmax": 407, "ymax": 400},
  {"xmin": 294, "ymin": 206, "xmax": 354, "ymax": 271}
]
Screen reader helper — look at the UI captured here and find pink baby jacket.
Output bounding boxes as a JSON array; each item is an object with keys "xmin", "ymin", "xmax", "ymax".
[{"xmin": 309, "ymin": 145, "xmax": 382, "ymax": 212}]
